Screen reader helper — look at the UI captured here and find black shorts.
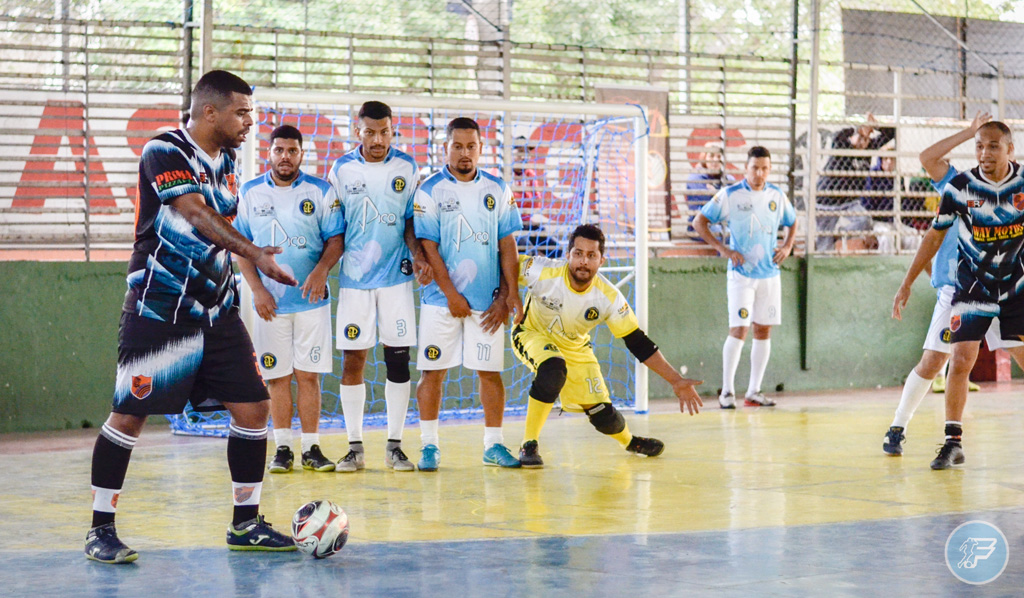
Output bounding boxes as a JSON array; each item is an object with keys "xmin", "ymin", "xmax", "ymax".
[
  {"xmin": 950, "ymin": 293, "xmax": 1024, "ymax": 344},
  {"xmin": 112, "ymin": 311, "xmax": 269, "ymax": 415}
]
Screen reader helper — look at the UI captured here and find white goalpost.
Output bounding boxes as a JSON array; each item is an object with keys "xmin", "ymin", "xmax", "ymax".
[{"xmin": 169, "ymin": 91, "xmax": 650, "ymax": 436}]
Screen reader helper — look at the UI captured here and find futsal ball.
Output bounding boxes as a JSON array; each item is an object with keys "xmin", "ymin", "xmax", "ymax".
[{"xmin": 291, "ymin": 499, "xmax": 350, "ymax": 559}]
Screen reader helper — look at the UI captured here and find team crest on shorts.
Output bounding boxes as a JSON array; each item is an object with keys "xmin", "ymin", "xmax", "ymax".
[
  {"xmin": 739, "ymin": 307, "xmax": 750, "ymax": 319},
  {"xmin": 130, "ymin": 375, "xmax": 152, "ymax": 400},
  {"xmin": 300, "ymin": 199, "xmax": 316, "ymax": 215},
  {"xmin": 950, "ymin": 315, "xmax": 961, "ymax": 332},
  {"xmin": 584, "ymin": 307, "xmax": 600, "ymax": 321},
  {"xmin": 400, "ymin": 258, "xmax": 413, "ymax": 276},
  {"xmin": 424, "ymin": 345, "xmax": 442, "ymax": 361},
  {"xmin": 483, "ymin": 194, "xmax": 496, "ymax": 211},
  {"xmin": 261, "ymin": 353, "xmax": 277, "ymax": 369},
  {"xmin": 392, "ymin": 176, "xmax": 407, "ymax": 193},
  {"xmin": 769, "ymin": 200, "xmax": 778, "ymax": 212},
  {"xmin": 941, "ymin": 328, "xmax": 952, "ymax": 343},
  {"xmin": 344, "ymin": 324, "xmax": 361, "ymax": 340}
]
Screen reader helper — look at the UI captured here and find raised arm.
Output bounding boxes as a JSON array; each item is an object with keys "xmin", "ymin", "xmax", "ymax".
[{"xmin": 919, "ymin": 112, "xmax": 990, "ymax": 182}]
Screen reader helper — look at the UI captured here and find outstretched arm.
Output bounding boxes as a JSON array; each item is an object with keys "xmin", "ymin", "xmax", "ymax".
[
  {"xmin": 621, "ymin": 328, "xmax": 703, "ymax": 415},
  {"xmin": 919, "ymin": 112, "xmax": 990, "ymax": 181},
  {"xmin": 171, "ymin": 193, "xmax": 297, "ymax": 286}
]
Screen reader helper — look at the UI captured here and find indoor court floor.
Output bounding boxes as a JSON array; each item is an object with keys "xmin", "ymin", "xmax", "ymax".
[{"xmin": 2, "ymin": 386, "xmax": 1023, "ymax": 597}]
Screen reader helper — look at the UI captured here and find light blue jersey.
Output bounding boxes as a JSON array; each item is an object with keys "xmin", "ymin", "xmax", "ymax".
[
  {"xmin": 327, "ymin": 146, "xmax": 419, "ymax": 289},
  {"xmin": 700, "ymin": 179, "xmax": 796, "ymax": 279},
  {"xmin": 414, "ymin": 166, "xmax": 522, "ymax": 311},
  {"xmin": 931, "ymin": 165, "xmax": 959, "ymax": 290},
  {"xmin": 234, "ymin": 171, "xmax": 343, "ymax": 314}
]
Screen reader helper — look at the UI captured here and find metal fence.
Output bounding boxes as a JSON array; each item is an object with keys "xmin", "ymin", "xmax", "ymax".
[{"xmin": 2, "ymin": 4, "xmax": 1023, "ymax": 257}]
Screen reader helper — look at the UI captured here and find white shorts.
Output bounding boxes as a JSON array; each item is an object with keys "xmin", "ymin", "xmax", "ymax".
[
  {"xmin": 251, "ymin": 304, "xmax": 333, "ymax": 380},
  {"xmin": 727, "ymin": 271, "xmax": 782, "ymax": 327},
  {"xmin": 417, "ymin": 303, "xmax": 505, "ymax": 372},
  {"xmin": 923, "ymin": 286, "xmax": 1022, "ymax": 353},
  {"xmin": 336, "ymin": 281, "xmax": 417, "ymax": 350}
]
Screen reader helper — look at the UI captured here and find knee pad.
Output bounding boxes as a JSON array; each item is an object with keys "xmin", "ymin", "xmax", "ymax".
[
  {"xmin": 384, "ymin": 346, "xmax": 411, "ymax": 383},
  {"xmin": 585, "ymin": 403, "xmax": 625, "ymax": 435},
  {"xmin": 529, "ymin": 357, "xmax": 567, "ymax": 404}
]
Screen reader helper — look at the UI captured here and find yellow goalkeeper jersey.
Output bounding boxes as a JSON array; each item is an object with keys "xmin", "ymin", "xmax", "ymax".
[{"xmin": 518, "ymin": 254, "xmax": 640, "ymax": 352}]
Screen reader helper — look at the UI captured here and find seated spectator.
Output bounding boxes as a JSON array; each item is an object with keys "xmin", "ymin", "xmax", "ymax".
[
  {"xmin": 513, "ymin": 136, "xmax": 559, "ymax": 257},
  {"xmin": 684, "ymin": 142, "xmax": 734, "ymax": 239}
]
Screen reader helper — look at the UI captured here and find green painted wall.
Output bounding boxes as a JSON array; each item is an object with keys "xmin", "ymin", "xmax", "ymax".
[{"xmin": 0, "ymin": 257, "xmax": 938, "ymax": 433}]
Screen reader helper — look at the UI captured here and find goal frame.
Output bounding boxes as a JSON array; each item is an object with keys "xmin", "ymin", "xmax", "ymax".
[{"xmin": 240, "ymin": 90, "xmax": 652, "ymax": 413}]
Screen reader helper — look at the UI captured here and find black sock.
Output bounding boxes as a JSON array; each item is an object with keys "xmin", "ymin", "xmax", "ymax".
[
  {"xmin": 90, "ymin": 433, "xmax": 134, "ymax": 528},
  {"xmin": 228, "ymin": 431, "xmax": 267, "ymax": 526},
  {"xmin": 945, "ymin": 423, "xmax": 963, "ymax": 445}
]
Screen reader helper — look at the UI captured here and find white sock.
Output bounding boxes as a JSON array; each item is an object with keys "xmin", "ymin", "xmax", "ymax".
[
  {"xmin": 340, "ymin": 383, "xmax": 366, "ymax": 443},
  {"xmin": 483, "ymin": 426, "xmax": 504, "ymax": 449},
  {"xmin": 300, "ymin": 432, "xmax": 319, "ymax": 453},
  {"xmin": 892, "ymin": 370, "xmax": 932, "ymax": 429},
  {"xmin": 420, "ymin": 419, "xmax": 440, "ymax": 447},
  {"xmin": 273, "ymin": 427, "xmax": 293, "ymax": 449},
  {"xmin": 385, "ymin": 380, "xmax": 411, "ymax": 441},
  {"xmin": 746, "ymin": 338, "xmax": 771, "ymax": 397},
  {"xmin": 722, "ymin": 336, "xmax": 744, "ymax": 395}
]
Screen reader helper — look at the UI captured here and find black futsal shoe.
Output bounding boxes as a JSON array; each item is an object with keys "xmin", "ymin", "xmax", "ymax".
[
  {"xmin": 626, "ymin": 435, "xmax": 665, "ymax": 457},
  {"xmin": 930, "ymin": 442, "xmax": 965, "ymax": 470},
  {"xmin": 519, "ymin": 440, "xmax": 544, "ymax": 468},
  {"xmin": 302, "ymin": 444, "xmax": 336, "ymax": 472},
  {"xmin": 85, "ymin": 523, "xmax": 138, "ymax": 564},
  {"xmin": 883, "ymin": 426, "xmax": 905, "ymax": 456},
  {"xmin": 268, "ymin": 446, "xmax": 294, "ymax": 473}
]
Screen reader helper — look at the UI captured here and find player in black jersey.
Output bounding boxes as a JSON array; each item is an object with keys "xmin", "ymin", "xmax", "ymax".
[{"xmin": 85, "ymin": 70, "xmax": 299, "ymax": 564}]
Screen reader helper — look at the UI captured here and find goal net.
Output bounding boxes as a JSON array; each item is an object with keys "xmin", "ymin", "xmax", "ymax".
[{"xmin": 167, "ymin": 92, "xmax": 649, "ymax": 437}]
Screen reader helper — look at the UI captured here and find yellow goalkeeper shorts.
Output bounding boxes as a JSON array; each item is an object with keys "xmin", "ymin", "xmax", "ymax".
[{"xmin": 511, "ymin": 325, "xmax": 611, "ymax": 412}]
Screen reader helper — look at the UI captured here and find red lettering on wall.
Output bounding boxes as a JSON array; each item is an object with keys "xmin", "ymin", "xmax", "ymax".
[{"xmin": 13, "ymin": 102, "xmax": 115, "ymax": 208}]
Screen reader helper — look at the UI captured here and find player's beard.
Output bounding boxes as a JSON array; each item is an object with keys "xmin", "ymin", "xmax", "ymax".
[
  {"xmin": 569, "ymin": 266, "xmax": 595, "ymax": 287},
  {"xmin": 455, "ymin": 161, "xmax": 475, "ymax": 176},
  {"xmin": 272, "ymin": 163, "xmax": 299, "ymax": 183}
]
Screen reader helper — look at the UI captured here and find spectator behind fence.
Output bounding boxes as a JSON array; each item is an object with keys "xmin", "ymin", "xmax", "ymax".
[
  {"xmin": 513, "ymin": 136, "xmax": 559, "ymax": 257},
  {"xmin": 816, "ymin": 112, "xmax": 895, "ymax": 251},
  {"xmin": 685, "ymin": 142, "xmax": 734, "ymax": 239}
]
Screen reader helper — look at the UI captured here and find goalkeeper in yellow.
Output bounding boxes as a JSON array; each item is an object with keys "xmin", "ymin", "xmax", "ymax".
[{"xmin": 512, "ymin": 224, "xmax": 703, "ymax": 467}]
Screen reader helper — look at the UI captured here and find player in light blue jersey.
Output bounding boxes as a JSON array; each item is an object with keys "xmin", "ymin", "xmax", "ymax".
[
  {"xmin": 234, "ymin": 125, "xmax": 343, "ymax": 474},
  {"xmin": 694, "ymin": 146, "xmax": 797, "ymax": 409},
  {"xmin": 413, "ymin": 117, "xmax": 524, "ymax": 471},
  {"xmin": 327, "ymin": 101, "xmax": 431, "ymax": 473}
]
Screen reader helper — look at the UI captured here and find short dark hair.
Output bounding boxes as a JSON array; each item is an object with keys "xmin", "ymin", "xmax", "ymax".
[
  {"xmin": 191, "ymin": 70, "xmax": 251, "ymax": 111},
  {"xmin": 270, "ymin": 125, "xmax": 303, "ymax": 147},
  {"xmin": 569, "ymin": 224, "xmax": 605, "ymax": 255},
  {"xmin": 358, "ymin": 101, "xmax": 392, "ymax": 122},
  {"xmin": 747, "ymin": 146, "xmax": 771, "ymax": 161},
  {"xmin": 979, "ymin": 121, "xmax": 1013, "ymax": 144},
  {"xmin": 446, "ymin": 117, "xmax": 481, "ymax": 142}
]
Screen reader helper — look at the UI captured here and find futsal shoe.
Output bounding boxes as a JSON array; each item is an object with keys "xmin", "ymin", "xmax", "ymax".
[
  {"xmin": 226, "ymin": 515, "xmax": 297, "ymax": 551},
  {"xmin": 418, "ymin": 444, "xmax": 441, "ymax": 471},
  {"xmin": 335, "ymin": 447, "xmax": 365, "ymax": 472},
  {"xmin": 268, "ymin": 446, "xmax": 294, "ymax": 473},
  {"xmin": 931, "ymin": 375, "xmax": 946, "ymax": 393},
  {"xmin": 626, "ymin": 435, "xmax": 665, "ymax": 457},
  {"xmin": 385, "ymin": 444, "xmax": 416, "ymax": 472},
  {"xmin": 519, "ymin": 440, "xmax": 544, "ymax": 468},
  {"xmin": 882, "ymin": 426, "xmax": 905, "ymax": 456},
  {"xmin": 483, "ymin": 443, "xmax": 522, "ymax": 468},
  {"xmin": 744, "ymin": 392, "xmax": 777, "ymax": 407},
  {"xmin": 968, "ymin": 380, "xmax": 980, "ymax": 392},
  {"xmin": 718, "ymin": 392, "xmax": 736, "ymax": 409},
  {"xmin": 302, "ymin": 444, "xmax": 336, "ymax": 472},
  {"xmin": 930, "ymin": 442, "xmax": 965, "ymax": 470},
  {"xmin": 84, "ymin": 523, "xmax": 138, "ymax": 564}
]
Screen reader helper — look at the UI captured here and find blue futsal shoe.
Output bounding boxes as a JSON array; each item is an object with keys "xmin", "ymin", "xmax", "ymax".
[
  {"xmin": 226, "ymin": 514, "xmax": 296, "ymax": 551},
  {"xmin": 483, "ymin": 443, "xmax": 522, "ymax": 468},
  {"xmin": 85, "ymin": 523, "xmax": 138, "ymax": 564},
  {"xmin": 418, "ymin": 444, "xmax": 441, "ymax": 472}
]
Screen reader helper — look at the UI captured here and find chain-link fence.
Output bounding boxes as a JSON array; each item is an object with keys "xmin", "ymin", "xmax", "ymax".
[{"xmin": 1, "ymin": 0, "xmax": 1023, "ymax": 256}]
